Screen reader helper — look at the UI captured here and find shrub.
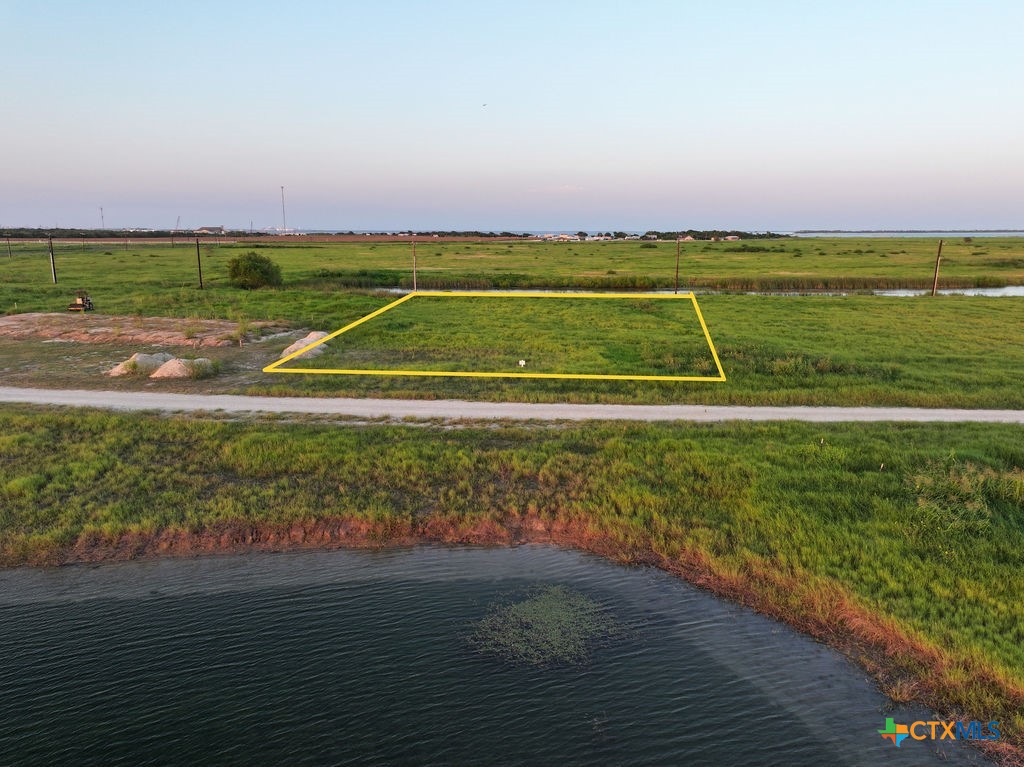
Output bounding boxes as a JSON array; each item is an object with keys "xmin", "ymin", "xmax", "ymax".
[{"xmin": 228, "ymin": 252, "xmax": 282, "ymax": 289}]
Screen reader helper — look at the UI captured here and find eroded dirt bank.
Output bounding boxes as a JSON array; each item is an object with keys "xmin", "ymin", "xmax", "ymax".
[
  {"xmin": 17, "ymin": 512, "xmax": 1023, "ymax": 766},
  {"xmin": 0, "ymin": 313, "xmax": 285, "ymax": 347}
]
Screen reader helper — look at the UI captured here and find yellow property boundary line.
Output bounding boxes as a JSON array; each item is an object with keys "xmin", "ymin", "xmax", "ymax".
[{"xmin": 263, "ymin": 291, "xmax": 726, "ymax": 382}]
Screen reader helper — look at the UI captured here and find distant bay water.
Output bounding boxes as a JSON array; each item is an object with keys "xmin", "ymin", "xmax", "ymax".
[
  {"xmin": 0, "ymin": 546, "xmax": 992, "ymax": 766},
  {"xmin": 792, "ymin": 231, "xmax": 1024, "ymax": 238}
]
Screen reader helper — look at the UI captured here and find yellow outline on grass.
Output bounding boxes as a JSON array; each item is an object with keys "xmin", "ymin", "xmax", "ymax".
[{"xmin": 263, "ymin": 291, "xmax": 726, "ymax": 382}]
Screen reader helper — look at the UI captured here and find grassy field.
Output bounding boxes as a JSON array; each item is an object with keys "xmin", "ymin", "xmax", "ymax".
[
  {"xmin": 1, "ymin": 292, "xmax": 1021, "ymax": 408},
  {"xmin": 1, "ymin": 407, "xmax": 1021, "ymax": 743},
  {"xmin": 2, "ymin": 237, "xmax": 1023, "ymax": 407},
  {"xmin": 2, "ymin": 236, "xmax": 1022, "ymax": 407},
  {"xmin": 2, "ymin": 237, "xmax": 1024, "ymax": 312},
  {"xmin": 257, "ymin": 294, "xmax": 1023, "ymax": 408},
  {"xmin": 272, "ymin": 293, "xmax": 723, "ymax": 379}
]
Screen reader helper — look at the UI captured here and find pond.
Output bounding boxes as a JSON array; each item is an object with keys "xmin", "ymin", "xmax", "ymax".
[{"xmin": 0, "ymin": 546, "xmax": 993, "ymax": 766}]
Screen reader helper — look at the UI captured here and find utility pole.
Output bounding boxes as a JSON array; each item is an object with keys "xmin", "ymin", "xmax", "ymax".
[
  {"xmin": 100, "ymin": 207, "xmax": 105, "ymax": 229},
  {"xmin": 280, "ymin": 186, "xmax": 287, "ymax": 232},
  {"xmin": 195, "ymin": 238, "xmax": 204, "ymax": 289},
  {"xmin": 674, "ymin": 237, "xmax": 681, "ymax": 294},
  {"xmin": 6, "ymin": 236, "xmax": 11, "ymax": 260},
  {"xmin": 412, "ymin": 240, "xmax": 417, "ymax": 291},
  {"xmin": 48, "ymin": 237, "xmax": 57, "ymax": 284},
  {"xmin": 931, "ymin": 239, "xmax": 944, "ymax": 297}
]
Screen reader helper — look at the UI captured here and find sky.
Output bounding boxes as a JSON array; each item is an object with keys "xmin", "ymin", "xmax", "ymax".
[{"xmin": 3, "ymin": 1, "xmax": 1023, "ymax": 231}]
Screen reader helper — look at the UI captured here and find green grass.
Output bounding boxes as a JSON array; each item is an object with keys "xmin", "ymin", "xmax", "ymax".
[
  {"xmin": 2, "ymin": 237, "xmax": 1023, "ymax": 316},
  {"xmin": 0, "ymin": 408, "xmax": 1021, "ymax": 735},
  {"xmin": 1, "ymin": 296, "xmax": 1021, "ymax": 409},
  {"xmin": 257, "ymin": 294, "xmax": 1024, "ymax": 408},
  {"xmin": 3, "ymin": 295, "xmax": 1020, "ymax": 409},
  {"xmin": 1, "ymin": 239, "xmax": 1023, "ymax": 408},
  {"xmin": 0, "ymin": 241, "xmax": 386, "ymax": 328},
  {"xmin": 276, "ymin": 294, "xmax": 719, "ymax": 378}
]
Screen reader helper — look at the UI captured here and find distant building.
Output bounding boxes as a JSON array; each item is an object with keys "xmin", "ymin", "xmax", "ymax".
[
  {"xmin": 723, "ymin": 235, "xmax": 740, "ymax": 241},
  {"xmin": 195, "ymin": 226, "xmax": 225, "ymax": 235}
]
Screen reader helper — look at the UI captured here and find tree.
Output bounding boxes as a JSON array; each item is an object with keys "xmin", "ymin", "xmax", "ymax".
[{"xmin": 228, "ymin": 251, "xmax": 282, "ymax": 289}]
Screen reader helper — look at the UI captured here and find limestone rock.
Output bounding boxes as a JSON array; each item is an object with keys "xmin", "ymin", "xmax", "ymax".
[
  {"xmin": 108, "ymin": 352, "xmax": 174, "ymax": 377},
  {"xmin": 149, "ymin": 357, "xmax": 213, "ymax": 379},
  {"xmin": 280, "ymin": 331, "xmax": 329, "ymax": 359}
]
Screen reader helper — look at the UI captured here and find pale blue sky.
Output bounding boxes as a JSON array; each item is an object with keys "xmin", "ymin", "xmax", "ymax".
[{"xmin": 3, "ymin": 1, "xmax": 1022, "ymax": 230}]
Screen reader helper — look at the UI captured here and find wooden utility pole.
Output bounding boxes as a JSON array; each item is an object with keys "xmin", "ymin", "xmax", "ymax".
[
  {"xmin": 931, "ymin": 239, "xmax": 944, "ymax": 296},
  {"xmin": 412, "ymin": 240, "xmax": 417, "ymax": 291},
  {"xmin": 48, "ymin": 237, "xmax": 57, "ymax": 284},
  {"xmin": 674, "ymin": 237, "xmax": 681, "ymax": 294},
  {"xmin": 6, "ymin": 237, "xmax": 11, "ymax": 259},
  {"xmin": 195, "ymin": 238, "xmax": 204, "ymax": 289}
]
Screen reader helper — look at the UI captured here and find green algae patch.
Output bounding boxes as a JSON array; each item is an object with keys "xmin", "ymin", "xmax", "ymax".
[{"xmin": 469, "ymin": 585, "xmax": 618, "ymax": 667}]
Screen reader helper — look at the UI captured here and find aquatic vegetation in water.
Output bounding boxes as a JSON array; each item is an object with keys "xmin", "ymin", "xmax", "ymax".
[{"xmin": 469, "ymin": 585, "xmax": 617, "ymax": 667}]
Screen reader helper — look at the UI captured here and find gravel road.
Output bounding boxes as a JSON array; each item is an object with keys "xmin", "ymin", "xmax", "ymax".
[{"xmin": 1, "ymin": 387, "xmax": 1022, "ymax": 423}]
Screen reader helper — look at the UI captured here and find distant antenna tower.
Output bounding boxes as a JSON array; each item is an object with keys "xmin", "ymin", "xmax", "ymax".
[{"xmin": 280, "ymin": 186, "xmax": 287, "ymax": 232}]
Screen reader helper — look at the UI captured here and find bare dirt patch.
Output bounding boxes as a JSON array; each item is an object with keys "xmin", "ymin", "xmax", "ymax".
[{"xmin": 0, "ymin": 313, "xmax": 286, "ymax": 347}]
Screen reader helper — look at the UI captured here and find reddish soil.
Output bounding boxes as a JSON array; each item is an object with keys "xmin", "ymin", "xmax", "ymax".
[{"xmin": 0, "ymin": 313, "xmax": 285, "ymax": 347}]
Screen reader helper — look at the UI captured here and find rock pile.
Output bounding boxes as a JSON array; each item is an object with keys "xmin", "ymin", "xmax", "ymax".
[
  {"xmin": 108, "ymin": 353, "xmax": 213, "ymax": 379},
  {"xmin": 108, "ymin": 352, "xmax": 174, "ymax": 377}
]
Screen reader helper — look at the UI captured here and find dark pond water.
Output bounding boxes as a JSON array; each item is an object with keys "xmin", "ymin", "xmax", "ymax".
[{"xmin": 0, "ymin": 546, "xmax": 993, "ymax": 766}]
